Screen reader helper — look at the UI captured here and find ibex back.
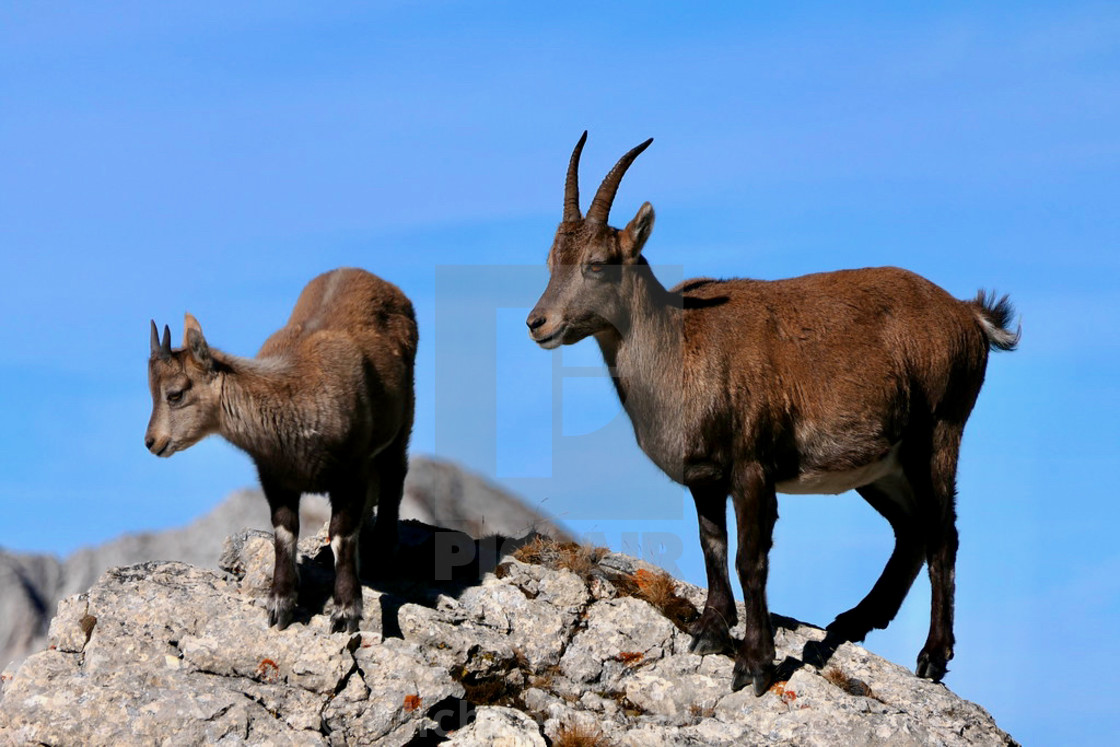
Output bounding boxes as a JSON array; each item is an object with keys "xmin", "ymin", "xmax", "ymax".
[
  {"xmin": 527, "ymin": 133, "xmax": 1018, "ymax": 695},
  {"xmin": 147, "ymin": 268, "xmax": 417, "ymax": 633}
]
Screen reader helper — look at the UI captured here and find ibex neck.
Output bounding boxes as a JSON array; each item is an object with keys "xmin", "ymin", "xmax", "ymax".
[
  {"xmin": 215, "ymin": 353, "xmax": 303, "ymax": 459},
  {"xmin": 595, "ymin": 266, "xmax": 684, "ymax": 404}
]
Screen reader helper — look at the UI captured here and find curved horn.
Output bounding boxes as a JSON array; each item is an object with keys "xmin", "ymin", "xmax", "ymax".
[
  {"xmin": 585, "ymin": 137, "xmax": 653, "ymax": 224},
  {"xmin": 563, "ymin": 131, "xmax": 588, "ymax": 222}
]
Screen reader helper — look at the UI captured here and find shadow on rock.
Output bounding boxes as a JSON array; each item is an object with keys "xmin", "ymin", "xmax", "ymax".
[
  {"xmin": 800, "ymin": 627, "xmax": 862, "ymax": 673},
  {"xmin": 238, "ymin": 519, "xmax": 545, "ymax": 640}
]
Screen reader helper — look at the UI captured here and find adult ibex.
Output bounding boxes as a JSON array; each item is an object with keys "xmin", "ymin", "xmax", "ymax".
[
  {"xmin": 147, "ymin": 268, "xmax": 417, "ymax": 633},
  {"xmin": 527, "ymin": 133, "xmax": 1018, "ymax": 695}
]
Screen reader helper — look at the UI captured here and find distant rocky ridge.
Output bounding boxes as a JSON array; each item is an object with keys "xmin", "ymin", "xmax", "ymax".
[
  {"xmin": 0, "ymin": 456, "xmax": 568, "ymax": 673},
  {"xmin": 0, "ymin": 523, "xmax": 1016, "ymax": 746}
]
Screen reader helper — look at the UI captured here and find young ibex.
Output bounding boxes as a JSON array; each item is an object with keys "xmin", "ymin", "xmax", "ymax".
[
  {"xmin": 146, "ymin": 268, "xmax": 417, "ymax": 633},
  {"xmin": 527, "ymin": 133, "xmax": 1018, "ymax": 695}
]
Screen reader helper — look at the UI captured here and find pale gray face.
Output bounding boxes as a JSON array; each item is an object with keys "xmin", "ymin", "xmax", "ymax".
[
  {"xmin": 145, "ymin": 319, "xmax": 221, "ymax": 457},
  {"xmin": 526, "ymin": 134, "xmax": 657, "ymax": 349},
  {"xmin": 528, "ymin": 223, "xmax": 626, "ymax": 348},
  {"xmin": 527, "ymin": 203, "xmax": 656, "ymax": 348}
]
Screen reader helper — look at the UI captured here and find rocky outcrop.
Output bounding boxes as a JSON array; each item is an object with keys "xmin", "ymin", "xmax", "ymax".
[
  {"xmin": 0, "ymin": 523, "xmax": 1016, "ymax": 746},
  {"xmin": 0, "ymin": 456, "xmax": 568, "ymax": 673}
]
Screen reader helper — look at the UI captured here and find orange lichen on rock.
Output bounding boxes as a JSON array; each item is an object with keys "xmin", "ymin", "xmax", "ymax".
[
  {"xmin": 256, "ymin": 658, "xmax": 280, "ymax": 683},
  {"xmin": 769, "ymin": 681, "xmax": 798, "ymax": 706},
  {"xmin": 614, "ymin": 651, "xmax": 644, "ymax": 665}
]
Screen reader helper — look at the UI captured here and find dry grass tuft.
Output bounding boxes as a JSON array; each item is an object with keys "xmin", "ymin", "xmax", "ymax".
[
  {"xmin": 461, "ymin": 676, "xmax": 508, "ymax": 706},
  {"xmin": 512, "ymin": 536, "xmax": 609, "ymax": 583},
  {"xmin": 633, "ymin": 568, "xmax": 676, "ymax": 608},
  {"xmin": 552, "ymin": 722, "xmax": 613, "ymax": 747},
  {"xmin": 614, "ymin": 568, "xmax": 699, "ymax": 632},
  {"xmin": 596, "ymin": 689, "xmax": 647, "ymax": 718},
  {"xmin": 512, "ymin": 537, "xmax": 702, "ymax": 639},
  {"xmin": 822, "ymin": 666, "xmax": 881, "ymax": 701},
  {"xmin": 450, "ymin": 659, "xmax": 528, "ymax": 711},
  {"xmin": 527, "ymin": 665, "xmax": 558, "ymax": 692},
  {"xmin": 688, "ymin": 702, "xmax": 716, "ymax": 720},
  {"xmin": 822, "ymin": 666, "xmax": 851, "ymax": 689}
]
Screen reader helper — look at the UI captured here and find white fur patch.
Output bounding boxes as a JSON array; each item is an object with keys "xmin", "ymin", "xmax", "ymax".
[
  {"xmin": 777, "ymin": 442, "xmax": 903, "ymax": 495},
  {"xmin": 978, "ymin": 315, "xmax": 1019, "ymax": 349},
  {"xmin": 331, "ymin": 530, "xmax": 362, "ymax": 566},
  {"xmin": 274, "ymin": 525, "xmax": 298, "ymax": 548}
]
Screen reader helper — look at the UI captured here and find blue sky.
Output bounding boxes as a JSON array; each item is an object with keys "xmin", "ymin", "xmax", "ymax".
[{"xmin": 2, "ymin": 2, "xmax": 1118, "ymax": 741}]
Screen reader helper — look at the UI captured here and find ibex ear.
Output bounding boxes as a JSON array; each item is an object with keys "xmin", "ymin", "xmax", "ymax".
[
  {"xmin": 183, "ymin": 313, "xmax": 213, "ymax": 369},
  {"xmin": 620, "ymin": 202, "xmax": 655, "ymax": 261}
]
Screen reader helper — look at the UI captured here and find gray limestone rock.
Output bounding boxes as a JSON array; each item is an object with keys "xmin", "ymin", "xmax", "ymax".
[
  {"xmin": 0, "ymin": 456, "xmax": 570, "ymax": 672},
  {"xmin": 0, "ymin": 525, "xmax": 1016, "ymax": 747},
  {"xmin": 444, "ymin": 706, "xmax": 547, "ymax": 747}
]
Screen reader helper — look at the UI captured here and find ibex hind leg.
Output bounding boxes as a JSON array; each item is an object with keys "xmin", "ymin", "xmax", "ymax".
[
  {"xmin": 912, "ymin": 422, "xmax": 963, "ymax": 682},
  {"xmin": 827, "ymin": 473, "xmax": 925, "ymax": 645},
  {"xmin": 361, "ymin": 444, "xmax": 407, "ymax": 576},
  {"xmin": 328, "ymin": 486, "xmax": 367, "ymax": 633}
]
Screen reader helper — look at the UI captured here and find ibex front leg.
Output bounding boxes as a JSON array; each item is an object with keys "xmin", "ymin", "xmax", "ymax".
[
  {"xmin": 688, "ymin": 483, "xmax": 737, "ymax": 655},
  {"xmin": 265, "ymin": 486, "xmax": 301, "ymax": 630},
  {"xmin": 730, "ymin": 463, "xmax": 778, "ymax": 696}
]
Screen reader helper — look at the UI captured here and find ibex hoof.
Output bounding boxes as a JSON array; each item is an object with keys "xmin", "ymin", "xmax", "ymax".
[
  {"xmin": 267, "ymin": 597, "xmax": 295, "ymax": 631},
  {"xmin": 802, "ymin": 638, "xmax": 839, "ymax": 669},
  {"xmin": 732, "ymin": 662, "xmax": 775, "ymax": 697},
  {"xmin": 687, "ymin": 614, "xmax": 735, "ymax": 656},
  {"xmin": 916, "ymin": 650, "xmax": 949, "ymax": 682},
  {"xmin": 689, "ymin": 629, "xmax": 734, "ymax": 656},
  {"xmin": 330, "ymin": 609, "xmax": 360, "ymax": 634},
  {"xmin": 825, "ymin": 610, "xmax": 873, "ymax": 643}
]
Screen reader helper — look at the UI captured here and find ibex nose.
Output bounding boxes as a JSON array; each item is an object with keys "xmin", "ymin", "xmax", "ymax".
[
  {"xmin": 145, "ymin": 435, "xmax": 156, "ymax": 451},
  {"xmin": 527, "ymin": 315, "xmax": 547, "ymax": 332}
]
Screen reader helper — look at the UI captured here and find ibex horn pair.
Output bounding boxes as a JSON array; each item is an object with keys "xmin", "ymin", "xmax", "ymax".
[
  {"xmin": 149, "ymin": 320, "xmax": 172, "ymax": 360},
  {"xmin": 563, "ymin": 130, "xmax": 653, "ymax": 223}
]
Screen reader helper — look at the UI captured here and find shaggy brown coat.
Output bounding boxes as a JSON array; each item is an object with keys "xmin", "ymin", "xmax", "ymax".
[{"xmin": 146, "ymin": 268, "xmax": 417, "ymax": 633}]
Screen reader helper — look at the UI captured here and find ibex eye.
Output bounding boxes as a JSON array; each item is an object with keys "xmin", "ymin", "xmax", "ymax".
[
  {"xmin": 166, "ymin": 390, "xmax": 184, "ymax": 404},
  {"xmin": 588, "ymin": 264, "xmax": 604, "ymax": 273}
]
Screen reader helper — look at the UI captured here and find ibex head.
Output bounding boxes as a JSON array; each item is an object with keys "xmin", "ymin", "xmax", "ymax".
[
  {"xmin": 145, "ymin": 313, "xmax": 222, "ymax": 457},
  {"xmin": 527, "ymin": 132, "xmax": 655, "ymax": 348}
]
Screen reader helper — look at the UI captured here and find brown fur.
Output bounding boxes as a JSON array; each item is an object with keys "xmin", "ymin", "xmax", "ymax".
[
  {"xmin": 527, "ymin": 134, "xmax": 1018, "ymax": 695},
  {"xmin": 146, "ymin": 268, "xmax": 417, "ymax": 633}
]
